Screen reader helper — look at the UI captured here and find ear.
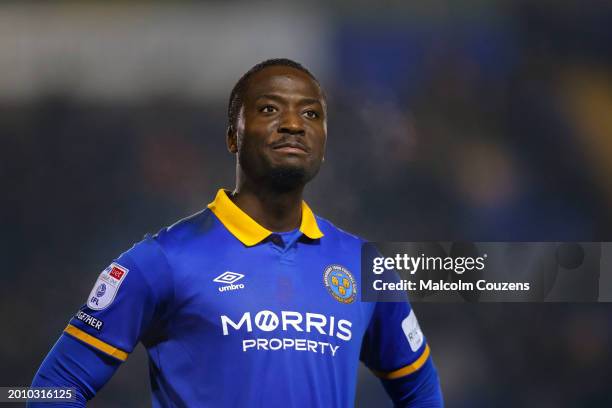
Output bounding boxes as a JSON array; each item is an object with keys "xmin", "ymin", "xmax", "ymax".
[{"xmin": 226, "ymin": 125, "xmax": 238, "ymax": 154}]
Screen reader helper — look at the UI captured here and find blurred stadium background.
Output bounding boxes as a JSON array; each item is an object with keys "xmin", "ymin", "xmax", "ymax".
[{"xmin": 2, "ymin": 1, "xmax": 612, "ymax": 406}]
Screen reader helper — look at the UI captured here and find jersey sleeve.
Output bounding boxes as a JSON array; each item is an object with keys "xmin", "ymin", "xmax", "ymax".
[
  {"xmin": 28, "ymin": 333, "xmax": 121, "ymax": 407},
  {"xmin": 64, "ymin": 235, "xmax": 172, "ymax": 362},
  {"xmin": 360, "ymin": 300, "xmax": 431, "ymax": 380}
]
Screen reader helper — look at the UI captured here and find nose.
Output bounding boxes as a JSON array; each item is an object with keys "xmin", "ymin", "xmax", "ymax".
[{"xmin": 277, "ymin": 111, "xmax": 305, "ymax": 135}]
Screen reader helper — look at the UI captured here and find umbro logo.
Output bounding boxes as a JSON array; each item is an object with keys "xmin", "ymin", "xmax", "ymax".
[
  {"xmin": 214, "ymin": 271, "xmax": 245, "ymax": 292},
  {"xmin": 214, "ymin": 271, "xmax": 244, "ymax": 284}
]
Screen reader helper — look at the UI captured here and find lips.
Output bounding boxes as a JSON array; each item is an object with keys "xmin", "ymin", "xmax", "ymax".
[{"xmin": 271, "ymin": 141, "xmax": 308, "ymax": 153}]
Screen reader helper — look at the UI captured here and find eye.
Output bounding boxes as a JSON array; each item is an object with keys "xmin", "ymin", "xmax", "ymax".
[
  {"xmin": 303, "ymin": 110, "xmax": 319, "ymax": 119},
  {"xmin": 260, "ymin": 105, "xmax": 277, "ymax": 113}
]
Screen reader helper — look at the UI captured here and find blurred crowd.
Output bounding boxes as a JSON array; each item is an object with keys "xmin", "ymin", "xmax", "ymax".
[{"xmin": 2, "ymin": 1, "xmax": 612, "ymax": 406}]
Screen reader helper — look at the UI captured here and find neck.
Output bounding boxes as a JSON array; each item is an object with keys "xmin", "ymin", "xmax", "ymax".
[{"xmin": 231, "ymin": 172, "xmax": 305, "ymax": 233}]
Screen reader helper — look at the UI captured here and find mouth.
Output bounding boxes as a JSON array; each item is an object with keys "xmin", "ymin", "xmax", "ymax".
[{"xmin": 271, "ymin": 141, "xmax": 308, "ymax": 155}]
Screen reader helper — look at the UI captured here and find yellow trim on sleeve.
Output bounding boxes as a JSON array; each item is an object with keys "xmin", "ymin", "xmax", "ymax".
[
  {"xmin": 64, "ymin": 324, "xmax": 129, "ymax": 362},
  {"xmin": 372, "ymin": 344, "xmax": 431, "ymax": 380},
  {"xmin": 207, "ymin": 189, "xmax": 323, "ymax": 246}
]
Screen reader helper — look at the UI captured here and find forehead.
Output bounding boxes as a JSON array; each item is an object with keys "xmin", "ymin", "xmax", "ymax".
[{"xmin": 243, "ymin": 65, "xmax": 324, "ymax": 102}]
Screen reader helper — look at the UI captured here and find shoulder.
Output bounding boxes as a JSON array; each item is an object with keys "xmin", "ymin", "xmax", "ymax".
[
  {"xmin": 119, "ymin": 208, "xmax": 216, "ymax": 271},
  {"xmin": 315, "ymin": 215, "xmax": 366, "ymax": 249},
  {"xmin": 152, "ymin": 208, "xmax": 218, "ymax": 250}
]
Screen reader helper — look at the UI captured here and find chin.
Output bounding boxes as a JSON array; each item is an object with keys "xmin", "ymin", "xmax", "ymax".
[{"xmin": 267, "ymin": 165, "xmax": 313, "ymax": 191}]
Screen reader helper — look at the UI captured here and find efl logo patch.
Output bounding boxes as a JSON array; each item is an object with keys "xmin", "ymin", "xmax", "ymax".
[
  {"xmin": 214, "ymin": 271, "xmax": 245, "ymax": 292},
  {"xmin": 402, "ymin": 310, "xmax": 424, "ymax": 352},
  {"xmin": 87, "ymin": 263, "xmax": 129, "ymax": 311},
  {"xmin": 323, "ymin": 265, "xmax": 356, "ymax": 304},
  {"xmin": 109, "ymin": 265, "xmax": 126, "ymax": 280}
]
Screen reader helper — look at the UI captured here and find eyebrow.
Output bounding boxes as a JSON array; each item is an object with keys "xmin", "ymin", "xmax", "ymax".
[{"xmin": 256, "ymin": 94, "xmax": 323, "ymax": 107}]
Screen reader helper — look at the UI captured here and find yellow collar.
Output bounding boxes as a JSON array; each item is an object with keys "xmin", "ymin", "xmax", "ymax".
[{"xmin": 207, "ymin": 189, "xmax": 324, "ymax": 246}]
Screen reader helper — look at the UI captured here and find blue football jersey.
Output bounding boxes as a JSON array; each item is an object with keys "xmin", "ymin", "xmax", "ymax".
[{"xmin": 65, "ymin": 189, "xmax": 431, "ymax": 407}]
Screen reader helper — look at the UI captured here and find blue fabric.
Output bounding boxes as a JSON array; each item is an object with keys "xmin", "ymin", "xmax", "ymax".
[
  {"xmin": 28, "ymin": 334, "xmax": 120, "ymax": 407},
  {"xmin": 381, "ymin": 358, "xmax": 444, "ymax": 407},
  {"xmin": 33, "ymin": 202, "xmax": 442, "ymax": 407},
  {"xmin": 275, "ymin": 228, "xmax": 303, "ymax": 247}
]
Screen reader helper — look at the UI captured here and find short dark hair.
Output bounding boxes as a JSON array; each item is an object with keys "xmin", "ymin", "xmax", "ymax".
[{"xmin": 227, "ymin": 58, "xmax": 322, "ymax": 133}]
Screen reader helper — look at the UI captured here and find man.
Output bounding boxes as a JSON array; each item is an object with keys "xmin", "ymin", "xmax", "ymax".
[{"xmin": 30, "ymin": 59, "xmax": 443, "ymax": 407}]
